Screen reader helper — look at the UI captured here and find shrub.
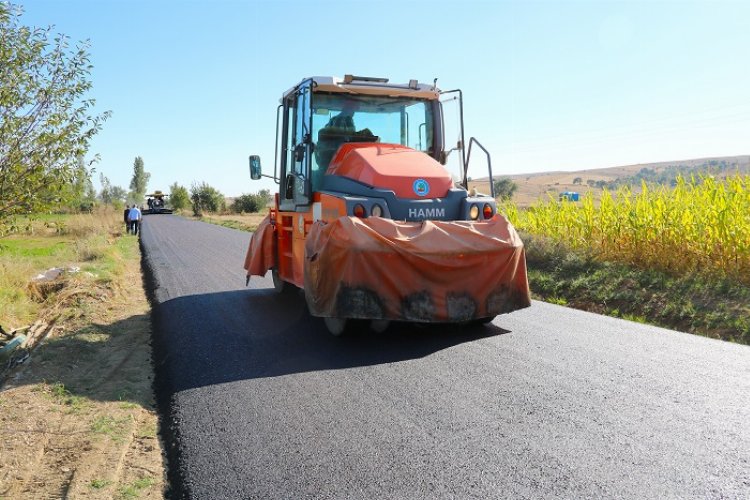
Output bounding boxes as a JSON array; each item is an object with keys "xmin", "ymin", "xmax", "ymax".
[
  {"xmin": 231, "ymin": 189, "xmax": 272, "ymax": 213},
  {"xmin": 493, "ymin": 178, "xmax": 518, "ymax": 200},
  {"xmin": 190, "ymin": 182, "xmax": 225, "ymax": 216},
  {"xmin": 169, "ymin": 183, "xmax": 189, "ymax": 211}
]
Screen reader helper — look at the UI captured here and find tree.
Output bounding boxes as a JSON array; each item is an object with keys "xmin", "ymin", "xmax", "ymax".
[
  {"xmin": 98, "ymin": 174, "xmax": 113, "ymax": 205},
  {"xmin": 0, "ymin": 4, "xmax": 109, "ymax": 228},
  {"xmin": 98, "ymin": 173, "xmax": 125, "ymax": 207},
  {"xmin": 169, "ymin": 182, "xmax": 189, "ymax": 211},
  {"xmin": 493, "ymin": 178, "xmax": 518, "ymax": 200},
  {"xmin": 125, "ymin": 191, "xmax": 142, "ymax": 207},
  {"xmin": 129, "ymin": 156, "xmax": 150, "ymax": 201},
  {"xmin": 110, "ymin": 186, "xmax": 128, "ymax": 206},
  {"xmin": 56, "ymin": 156, "xmax": 96, "ymax": 212},
  {"xmin": 83, "ymin": 180, "xmax": 97, "ymax": 212},
  {"xmin": 231, "ymin": 189, "xmax": 272, "ymax": 213},
  {"xmin": 573, "ymin": 177, "xmax": 583, "ymax": 185},
  {"xmin": 190, "ymin": 182, "xmax": 225, "ymax": 216}
]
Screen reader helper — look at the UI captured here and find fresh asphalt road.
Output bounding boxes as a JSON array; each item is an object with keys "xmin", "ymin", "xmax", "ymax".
[{"xmin": 140, "ymin": 215, "xmax": 749, "ymax": 499}]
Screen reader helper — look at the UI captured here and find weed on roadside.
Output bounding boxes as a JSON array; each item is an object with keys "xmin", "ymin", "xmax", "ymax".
[
  {"xmin": 138, "ymin": 420, "xmax": 158, "ymax": 439},
  {"xmin": 0, "ymin": 208, "xmax": 120, "ymax": 312},
  {"xmin": 91, "ymin": 415, "xmax": 131, "ymax": 443},
  {"xmin": 524, "ymin": 233, "xmax": 750, "ymax": 344},
  {"xmin": 118, "ymin": 476, "xmax": 156, "ymax": 498},
  {"xmin": 622, "ymin": 313, "xmax": 648, "ymax": 324},
  {"xmin": 192, "ymin": 212, "xmax": 267, "ymax": 233},
  {"xmin": 89, "ymin": 478, "xmax": 112, "ymax": 489},
  {"xmin": 45, "ymin": 381, "xmax": 90, "ymax": 413},
  {"xmin": 1, "ymin": 207, "xmax": 164, "ymax": 497}
]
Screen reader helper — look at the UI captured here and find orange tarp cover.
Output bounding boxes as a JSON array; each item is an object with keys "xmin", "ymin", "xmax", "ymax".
[
  {"xmin": 304, "ymin": 215, "xmax": 531, "ymax": 322},
  {"xmin": 244, "ymin": 214, "xmax": 275, "ymax": 277}
]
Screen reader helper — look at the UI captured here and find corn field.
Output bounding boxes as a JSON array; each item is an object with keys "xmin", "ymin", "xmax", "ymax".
[{"xmin": 503, "ymin": 175, "xmax": 750, "ymax": 282}]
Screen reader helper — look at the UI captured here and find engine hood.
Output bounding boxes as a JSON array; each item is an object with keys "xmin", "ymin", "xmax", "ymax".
[{"xmin": 326, "ymin": 143, "xmax": 453, "ymax": 199}]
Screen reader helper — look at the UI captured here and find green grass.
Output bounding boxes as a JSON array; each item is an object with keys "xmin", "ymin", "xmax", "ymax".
[
  {"xmin": 0, "ymin": 236, "xmax": 73, "ymax": 323},
  {"xmin": 523, "ymin": 232, "xmax": 750, "ymax": 344},
  {"xmin": 186, "ymin": 211, "xmax": 267, "ymax": 234},
  {"xmin": 46, "ymin": 382, "xmax": 90, "ymax": 413},
  {"xmin": 89, "ymin": 478, "xmax": 112, "ymax": 489},
  {"xmin": 198, "ymin": 216, "xmax": 260, "ymax": 232},
  {"xmin": 118, "ymin": 401, "xmax": 140, "ymax": 410},
  {"xmin": 81, "ymin": 233, "xmax": 135, "ymax": 284},
  {"xmin": 0, "ymin": 210, "xmax": 126, "ymax": 328},
  {"xmin": 118, "ymin": 477, "xmax": 156, "ymax": 498},
  {"xmin": 91, "ymin": 415, "xmax": 131, "ymax": 443},
  {"xmin": 137, "ymin": 420, "xmax": 158, "ymax": 439},
  {"xmin": 0, "ymin": 238, "xmax": 69, "ymax": 258}
]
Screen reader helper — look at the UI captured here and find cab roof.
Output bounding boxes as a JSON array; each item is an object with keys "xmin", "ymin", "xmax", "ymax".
[{"xmin": 282, "ymin": 75, "xmax": 441, "ymax": 101}]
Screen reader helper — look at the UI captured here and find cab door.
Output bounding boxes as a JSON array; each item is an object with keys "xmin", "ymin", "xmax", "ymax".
[
  {"xmin": 291, "ymin": 80, "xmax": 313, "ymax": 208},
  {"xmin": 288, "ymin": 81, "xmax": 314, "ymax": 286},
  {"xmin": 278, "ymin": 80, "xmax": 313, "ymax": 212}
]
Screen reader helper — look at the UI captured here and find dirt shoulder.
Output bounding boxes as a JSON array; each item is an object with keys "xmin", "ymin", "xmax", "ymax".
[{"xmin": 0, "ymin": 224, "xmax": 164, "ymax": 498}]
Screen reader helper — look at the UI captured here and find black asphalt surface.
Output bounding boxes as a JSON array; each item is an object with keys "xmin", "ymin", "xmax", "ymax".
[{"xmin": 140, "ymin": 215, "xmax": 750, "ymax": 499}]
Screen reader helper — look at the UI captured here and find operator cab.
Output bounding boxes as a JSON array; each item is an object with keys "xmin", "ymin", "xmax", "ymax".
[
  {"xmin": 249, "ymin": 75, "xmax": 497, "ymax": 220},
  {"xmin": 309, "ymin": 93, "xmax": 437, "ymax": 189}
]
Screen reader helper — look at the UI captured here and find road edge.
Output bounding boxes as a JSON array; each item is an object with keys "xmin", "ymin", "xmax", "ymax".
[{"xmin": 139, "ymin": 234, "xmax": 189, "ymax": 500}]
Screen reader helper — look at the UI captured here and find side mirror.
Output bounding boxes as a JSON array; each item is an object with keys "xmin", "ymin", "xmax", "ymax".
[{"xmin": 249, "ymin": 155, "xmax": 262, "ymax": 180}]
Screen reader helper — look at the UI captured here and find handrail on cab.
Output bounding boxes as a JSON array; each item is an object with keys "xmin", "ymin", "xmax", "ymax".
[{"xmin": 465, "ymin": 137, "xmax": 495, "ymax": 198}]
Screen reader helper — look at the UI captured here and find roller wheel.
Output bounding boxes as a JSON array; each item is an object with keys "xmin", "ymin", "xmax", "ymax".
[
  {"xmin": 271, "ymin": 268, "xmax": 289, "ymax": 294},
  {"xmin": 468, "ymin": 316, "xmax": 495, "ymax": 327},
  {"xmin": 370, "ymin": 320, "xmax": 390, "ymax": 333},
  {"xmin": 324, "ymin": 317, "xmax": 348, "ymax": 336}
]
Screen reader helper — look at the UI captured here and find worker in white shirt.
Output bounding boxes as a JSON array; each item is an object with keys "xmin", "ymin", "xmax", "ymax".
[{"xmin": 127, "ymin": 204, "xmax": 142, "ymax": 235}]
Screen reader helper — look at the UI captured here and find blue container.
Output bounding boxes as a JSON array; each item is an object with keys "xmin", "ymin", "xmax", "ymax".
[
  {"xmin": 0, "ymin": 334, "xmax": 26, "ymax": 358},
  {"xmin": 559, "ymin": 191, "xmax": 580, "ymax": 202}
]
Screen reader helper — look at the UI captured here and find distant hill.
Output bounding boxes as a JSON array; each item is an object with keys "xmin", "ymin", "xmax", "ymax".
[{"xmin": 470, "ymin": 155, "xmax": 750, "ymax": 207}]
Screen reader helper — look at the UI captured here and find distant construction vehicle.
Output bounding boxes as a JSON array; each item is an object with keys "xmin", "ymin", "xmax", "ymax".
[
  {"xmin": 244, "ymin": 75, "xmax": 531, "ymax": 335},
  {"xmin": 144, "ymin": 191, "xmax": 173, "ymax": 214}
]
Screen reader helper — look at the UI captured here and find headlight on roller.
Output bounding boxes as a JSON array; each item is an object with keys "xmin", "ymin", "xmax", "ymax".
[
  {"xmin": 371, "ymin": 204, "xmax": 383, "ymax": 217},
  {"xmin": 469, "ymin": 204, "xmax": 480, "ymax": 220}
]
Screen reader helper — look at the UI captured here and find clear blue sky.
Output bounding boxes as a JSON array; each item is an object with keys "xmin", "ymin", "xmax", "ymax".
[{"xmin": 19, "ymin": 0, "xmax": 750, "ymax": 196}]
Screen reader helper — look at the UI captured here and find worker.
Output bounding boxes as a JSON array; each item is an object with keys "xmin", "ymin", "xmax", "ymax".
[
  {"xmin": 325, "ymin": 100, "xmax": 357, "ymax": 131},
  {"xmin": 147, "ymin": 197, "xmax": 153, "ymax": 211},
  {"xmin": 128, "ymin": 204, "xmax": 142, "ymax": 236},
  {"xmin": 123, "ymin": 206, "xmax": 131, "ymax": 234},
  {"xmin": 314, "ymin": 100, "xmax": 376, "ymax": 184},
  {"xmin": 324, "ymin": 100, "xmax": 375, "ymax": 139}
]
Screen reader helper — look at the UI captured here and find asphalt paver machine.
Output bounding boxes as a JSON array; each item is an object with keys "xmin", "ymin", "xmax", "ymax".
[{"xmin": 144, "ymin": 191, "xmax": 173, "ymax": 214}]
